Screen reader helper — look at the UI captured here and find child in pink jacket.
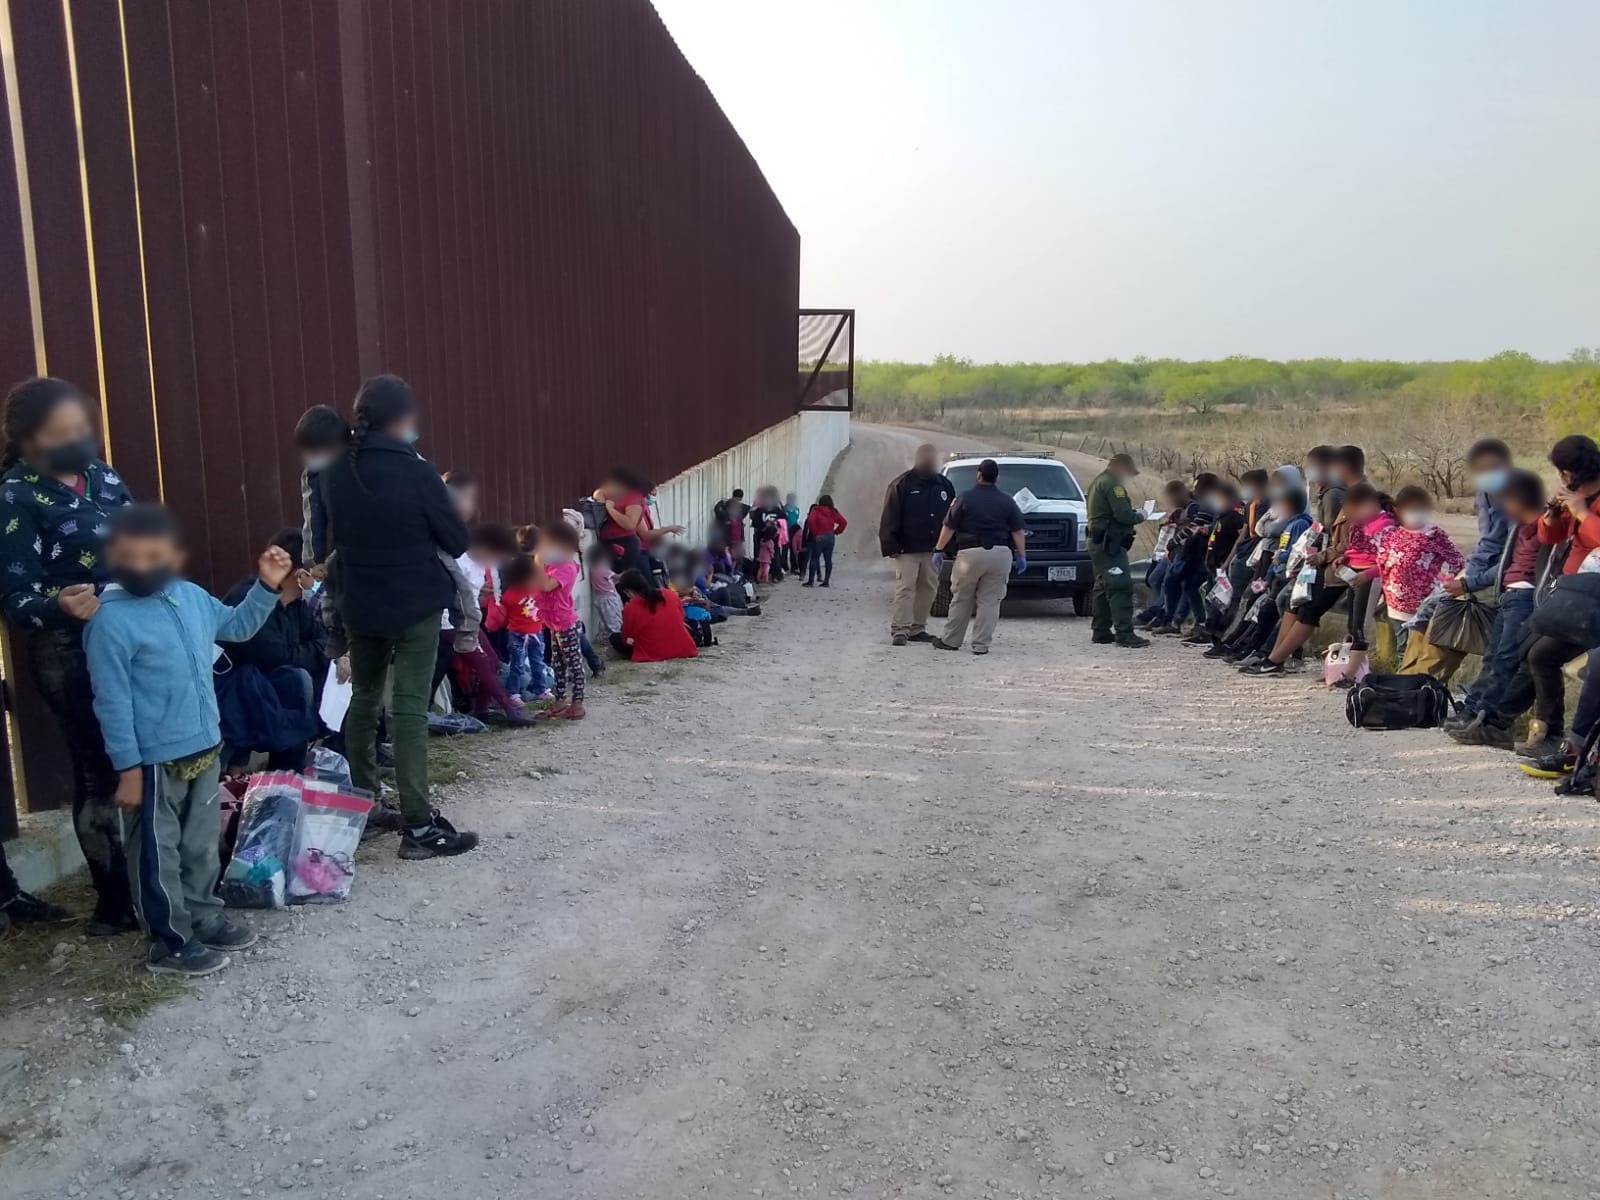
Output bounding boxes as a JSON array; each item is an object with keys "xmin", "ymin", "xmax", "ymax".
[{"xmin": 1377, "ymin": 485, "xmax": 1465, "ymax": 628}]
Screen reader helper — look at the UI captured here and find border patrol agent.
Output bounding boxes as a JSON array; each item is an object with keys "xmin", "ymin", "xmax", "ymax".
[
  {"xmin": 1086, "ymin": 453, "xmax": 1150, "ymax": 648},
  {"xmin": 929, "ymin": 458, "xmax": 1026, "ymax": 655}
]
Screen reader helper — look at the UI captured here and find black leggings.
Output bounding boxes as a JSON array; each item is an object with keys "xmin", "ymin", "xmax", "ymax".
[{"xmin": 23, "ymin": 629, "xmax": 133, "ymax": 920}]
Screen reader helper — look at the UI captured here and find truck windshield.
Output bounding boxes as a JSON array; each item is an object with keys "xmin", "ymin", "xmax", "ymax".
[{"xmin": 946, "ymin": 463, "xmax": 1083, "ymax": 502}]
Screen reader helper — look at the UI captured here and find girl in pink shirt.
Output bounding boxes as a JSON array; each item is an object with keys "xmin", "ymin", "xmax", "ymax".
[
  {"xmin": 1378, "ymin": 485, "xmax": 1464, "ymax": 627},
  {"xmin": 533, "ymin": 521, "xmax": 586, "ymax": 720}
]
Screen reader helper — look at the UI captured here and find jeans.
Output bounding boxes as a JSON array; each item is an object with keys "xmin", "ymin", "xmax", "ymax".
[
  {"xmin": 578, "ymin": 623, "xmax": 604, "ymax": 676},
  {"xmin": 1459, "ymin": 589, "xmax": 1534, "ymax": 716},
  {"xmin": 1486, "ymin": 631, "xmax": 1585, "ymax": 735},
  {"xmin": 1137, "ymin": 559, "xmax": 1171, "ymax": 623},
  {"xmin": 504, "ymin": 631, "xmax": 553, "ymax": 696},
  {"xmin": 23, "ymin": 628, "xmax": 133, "ymax": 920},
  {"xmin": 347, "ymin": 613, "xmax": 438, "ymax": 826},
  {"xmin": 805, "ymin": 533, "xmax": 835, "ymax": 581},
  {"xmin": 1161, "ymin": 558, "xmax": 1204, "ymax": 626}
]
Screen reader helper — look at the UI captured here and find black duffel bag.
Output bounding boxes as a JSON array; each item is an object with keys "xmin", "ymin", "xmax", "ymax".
[{"xmin": 1345, "ymin": 672, "xmax": 1454, "ymax": 731}]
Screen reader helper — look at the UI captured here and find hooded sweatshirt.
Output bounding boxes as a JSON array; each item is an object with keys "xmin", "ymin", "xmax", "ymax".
[
  {"xmin": 84, "ymin": 578, "xmax": 279, "ymax": 770},
  {"xmin": 1265, "ymin": 466, "xmax": 1312, "ymax": 579}
]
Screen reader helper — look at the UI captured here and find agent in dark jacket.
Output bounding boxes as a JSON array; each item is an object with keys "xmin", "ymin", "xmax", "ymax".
[
  {"xmin": 0, "ymin": 376, "xmax": 136, "ymax": 934},
  {"xmin": 879, "ymin": 443, "xmax": 956, "ymax": 645},
  {"xmin": 318, "ymin": 375, "xmax": 477, "ymax": 861}
]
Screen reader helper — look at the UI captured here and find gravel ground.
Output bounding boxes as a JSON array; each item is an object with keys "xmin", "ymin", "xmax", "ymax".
[{"xmin": 3, "ymin": 423, "xmax": 1599, "ymax": 1200}]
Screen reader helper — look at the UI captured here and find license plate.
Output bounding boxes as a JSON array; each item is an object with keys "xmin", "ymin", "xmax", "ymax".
[{"xmin": 1047, "ymin": 565, "xmax": 1076, "ymax": 582}]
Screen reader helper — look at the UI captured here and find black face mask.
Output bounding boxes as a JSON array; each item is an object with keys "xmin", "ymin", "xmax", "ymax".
[
  {"xmin": 113, "ymin": 566, "xmax": 177, "ymax": 598},
  {"xmin": 40, "ymin": 436, "xmax": 97, "ymax": 476}
]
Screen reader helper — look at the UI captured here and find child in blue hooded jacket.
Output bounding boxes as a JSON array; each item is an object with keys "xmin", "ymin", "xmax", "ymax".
[{"xmin": 84, "ymin": 504, "xmax": 292, "ymax": 978}]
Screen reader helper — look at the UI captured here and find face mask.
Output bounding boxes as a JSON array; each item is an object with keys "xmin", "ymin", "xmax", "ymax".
[
  {"xmin": 1239, "ymin": 488, "xmax": 1256, "ymax": 503},
  {"xmin": 1400, "ymin": 509, "xmax": 1430, "ymax": 530},
  {"xmin": 304, "ymin": 453, "xmax": 338, "ymax": 473},
  {"xmin": 42, "ymin": 436, "xmax": 97, "ymax": 476},
  {"xmin": 402, "ymin": 429, "xmax": 420, "ymax": 445},
  {"xmin": 1475, "ymin": 469, "xmax": 1508, "ymax": 494},
  {"xmin": 113, "ymin": 565, "xmax": 176, "ymax": 598},
  {"xmin": 542, "ymin": 550, "xmax": 569, "ymax": 566}
]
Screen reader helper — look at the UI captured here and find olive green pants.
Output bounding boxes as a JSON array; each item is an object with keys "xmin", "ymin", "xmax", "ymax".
[
  {"xmin": 346, "ymin": 613, "xmax": 439, "ymax": 826},
  {"xmin": 1089, "ymin": 543, "xmax": 1135, "ymax": 638}
]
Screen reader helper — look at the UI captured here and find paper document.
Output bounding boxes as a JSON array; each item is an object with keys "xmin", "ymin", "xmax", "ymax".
[
  {"xmin": 1012, "ymin": 486, "xmax": 1042, "ymax": 513},
  {"xmin": 319, "ymin": 661, "xmax": 353, "ymax": 731}
]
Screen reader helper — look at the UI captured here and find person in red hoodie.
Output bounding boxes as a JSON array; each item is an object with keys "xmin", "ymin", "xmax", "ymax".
[
  {"xmin": 612, "ymin": 570, "xmax": 698, "ymax": 662},
  {"xmin": 802, "ymin": 494, "xmax": 848, "ymax": 587},
  {"xmin": 1539, "ymin": 434, "xmax": 1600, "ymax": 574}
]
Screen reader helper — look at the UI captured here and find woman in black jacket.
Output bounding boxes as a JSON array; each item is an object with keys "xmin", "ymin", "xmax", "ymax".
[
  {"xmin": 0, "ymin": 377, "xmax": 136, "ymax": 933},
  {"xmin": 319, "ymin": 376, "xmax": 477, "ymax": 860}
]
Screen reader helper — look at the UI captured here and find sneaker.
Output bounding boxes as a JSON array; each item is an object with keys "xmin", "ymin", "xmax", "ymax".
[
  {"xmin": 1440, "ymin": 712, "xmax": 1478, "ymax": 733},
  {"xmin": 1515, "ymin": 735, "xmax": 1566, "ymax": 761},
  {"xmin": 363, "ymin": 803, "xmax": 404, "ymax": 840},
  {"xmin": 1281, "ymin": 655, "xmax": 1307, "ymax": 674},
  {"xmin": 399, "ymin": 812, "xmax": 480, "ymax": 860},
  {"xmin": 972, "ymin": 647, "xmax": 989, "ymax": 656},
  {"xmin": 1234, "ymin": 653, "xmax": 1266, "ymax": 671},
  {"xmin": 1, "ymin": 890, "xmax": 74, "ymax": 925},
  {"xmin": 376, "ymin": 742, "xmax": 397, "ymax": 768},
  {"xmin": 1242, "ymin": 659, "xmax": 1285, "ymax": 676},
  {"xmin": 1519, "ymin": 750, "xmax": 1575, "ymax": 780},
  {"xmin": 1115, "ymin": 634, "xmax": 1151, "ymax": 649},
  {"xmin": 147, "ymin": 941, "xmax": 230, "ymax": 978},
  {"xmin": 745, "ymin": 604, "xmax": 763, "ymax": 616},
  {"xmin": 930, "ymin": 637, "xmax": 960, "ymax": 651},
  {"xmin": 1447, "ymin": 715, "xmax": 1514, "ymax": 750},
  {"xmin": 553, "ymin": 702, "xmax": 587, "ymax": 720},
  {"xmin": 197, "ymin": 917, "xmax": 258, "ymax": 952},
  {"xmin": 820, "ymin": 580, "xmax": 830, "ymax": 588},
  {"xmin": 801, "ymin": 581, "xmax": 815, "ymax": 588},
  {"xmin": 1148, "ymin": 623, "xmax": 1181, "ymax": 637},
  {"xmin": 906, "ymin": 632, "xmax": 935, "ymax": 643},
  {"xmin": 1181, "ymin": 631, "xmax": 1214, "ymax": 645},
  {"xmin": 892, "ymin": 634, "xmax": 909, "ymax": 647},
  {"xmin": 1091, "ymin": 633, "xmax": 1117, "ymax": 645},
  {"xmin": 85, "ymin": 907, "xmax": 141, "ymax": 937},
  {"xmin": 1202, "ymin": 643, "xmax": 1233, "ymax": 660}
]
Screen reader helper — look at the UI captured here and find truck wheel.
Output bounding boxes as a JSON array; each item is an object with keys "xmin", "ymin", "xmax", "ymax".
[
  {"xmin": 1072, "ymin": 591, "xmax": 1090, "ymax": 618},
  {"xmin": 931, "ymin": 574, "xmax": 953, "ymax": 619}
]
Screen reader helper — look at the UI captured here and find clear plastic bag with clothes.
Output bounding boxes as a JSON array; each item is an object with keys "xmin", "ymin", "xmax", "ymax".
[
  {"xmin": 288, "ymin": 781, "xmax": 373, "ymax": 905},
  {"xmin": 1291, "ymin": 565, "xmax": 1318, "ymax": 607},
  {"xmin": 219, "ymin": 772, "xmax": 302, "ymax": 909},
  {"xmin": 1206, "ymin": 570, "xmax": 1234, "ymax": 612},
  {"xmin": 306, "ymin": 746, "xmax": 353, "ymax": 789}
]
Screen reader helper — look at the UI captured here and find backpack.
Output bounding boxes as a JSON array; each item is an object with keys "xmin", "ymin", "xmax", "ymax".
[
  {"xmin": 685, "ymin": 614, "xmax": 717, "ymax": 648},
  {"xmin": 1345, "ymin": 672, "xmax": 1453, "ymax": 731}
]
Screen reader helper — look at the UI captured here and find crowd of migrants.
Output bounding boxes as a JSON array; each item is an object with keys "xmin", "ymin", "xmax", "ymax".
[
  {"xmin": 0, "ymin": 373, "xmax": 844, "ymax": 975},
  {"xmin": 1129, "ymin": 435, "xmax": 1600, "ymax": 783}
]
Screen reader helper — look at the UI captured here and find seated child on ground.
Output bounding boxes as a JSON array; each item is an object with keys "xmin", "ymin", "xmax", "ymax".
[
  {"xmin": 83, "ymin": 504, "xmax": 292, "ymax": 978},
  {"xmin": 613, "ymin": 569, "xmax": 700, "ymax": 662}
]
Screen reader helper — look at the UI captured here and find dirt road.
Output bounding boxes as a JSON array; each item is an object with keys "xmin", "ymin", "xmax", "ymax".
[{"xmin": 4, "ymin": 424, "xmax": 1599, "ymax": 1200}]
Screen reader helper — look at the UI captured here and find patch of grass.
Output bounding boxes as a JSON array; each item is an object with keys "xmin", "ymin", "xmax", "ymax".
[
  {"xmin": 0, "ymin": 914, "xmax": 186, "ymax": 1027},
  {"xmin": 426, "ymin": 742, "xmax": 470, "ymax": 787}
]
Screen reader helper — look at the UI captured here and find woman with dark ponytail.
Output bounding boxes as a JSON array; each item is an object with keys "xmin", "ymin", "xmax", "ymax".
[
  {"xmin": 319, "ymin": 375, "xmax": 480, "ymax": 860},
  {"xmin": 0, "ymin": 376, "xmax": 136, "ymax": 933}
]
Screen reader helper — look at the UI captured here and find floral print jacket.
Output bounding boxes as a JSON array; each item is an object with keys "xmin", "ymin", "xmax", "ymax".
[
  {"xmin": 1376, "ymin": 523, "xmax": 1464, "ymax": 620},
  {"xmin": 0, "ymin": 458, "xmax": 133, "ymax": 630}
]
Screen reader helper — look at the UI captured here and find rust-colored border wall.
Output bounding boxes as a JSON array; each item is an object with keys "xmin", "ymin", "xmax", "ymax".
[{"xmin": 0, "ymin": 0, "xmax": 799, "ymax": 818}]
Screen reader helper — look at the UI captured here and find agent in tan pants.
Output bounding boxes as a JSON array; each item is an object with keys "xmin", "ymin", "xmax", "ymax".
[
  {"xmin": 938, "ymin": 546, "xmax": 1016, "ymax": 653},
  {"xmin": 891, "ymin": 554, "xmax": 939, "ymax": 641}
]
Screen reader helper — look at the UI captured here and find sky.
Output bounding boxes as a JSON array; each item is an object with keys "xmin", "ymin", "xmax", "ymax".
[{"xmin": 650, "ymin": 0, "xmax": 1600, "ymax": 364}]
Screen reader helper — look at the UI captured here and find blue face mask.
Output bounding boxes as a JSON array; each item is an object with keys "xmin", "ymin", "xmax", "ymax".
[
  {"xmin": 1476, "ymin": 468, "xmax": 1508, "ymax": 495},
  {"xmin": 403, "ymin": 429, "xmax": 421, "ymax": 445}
]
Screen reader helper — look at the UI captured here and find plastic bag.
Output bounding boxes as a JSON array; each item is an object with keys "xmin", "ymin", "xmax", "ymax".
[
  {"xmin": 1206, "ymin": 571, "xmax": 1234, "ymax": 612},
  {"xmin": 1426, "ymin": 596, "xmax": 1493, "ymax": 657},
  {"xmin": 288, "ymin": 782, "xmax": 372, "ymax": 905},
  {"xmin": 306, "ymin": 746, "xmax": 353, "ymax": 789},
  {"xmin": 1291, "ymin": 565, "xmax": 1318, "ymax": 606},
  {"xmin": 220, "ymin": 773, "xmax": 301, "ymax": 909},
  {"xmin": 428, "ymin": 711, "xmax": 488, "ymax": 736}
]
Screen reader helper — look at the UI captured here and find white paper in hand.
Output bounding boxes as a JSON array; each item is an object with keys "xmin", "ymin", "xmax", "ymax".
[{"xmin": 319, "ymin": 660, "xmax": 353, "ymax": 731}]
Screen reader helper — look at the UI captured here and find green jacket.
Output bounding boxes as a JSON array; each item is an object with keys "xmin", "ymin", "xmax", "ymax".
[{"xmin": 1086, "ymin": 470, "xmax": 1145, "ymax": 535}]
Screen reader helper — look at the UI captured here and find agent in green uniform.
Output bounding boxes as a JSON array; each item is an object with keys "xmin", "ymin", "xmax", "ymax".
[{"xmin": 1086, "ymin": 453, "xmax": 1150, "ymax": 648}]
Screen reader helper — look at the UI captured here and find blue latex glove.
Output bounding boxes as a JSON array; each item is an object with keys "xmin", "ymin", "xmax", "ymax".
[
  {"xmin": 930, "ymin": 551, "xmax": 945, "ymax": 574},
  {"xmin": 1014, "ymin": 554, "xmax": 1028, "ymax": 575}
]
